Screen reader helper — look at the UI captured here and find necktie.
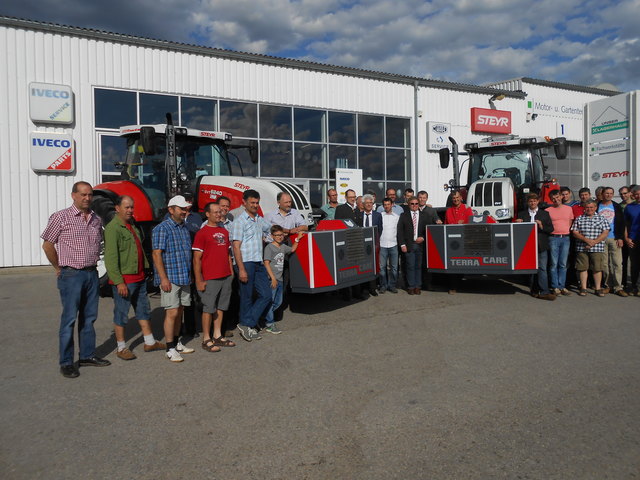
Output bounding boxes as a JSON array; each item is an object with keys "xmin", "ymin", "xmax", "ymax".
[
  {"xmin": 365, "ymin": 213, "xmax": 370, "ymax": 227},
  {"xmin": 412, "ymin": 212, "xmax": 417, "ymax": 239}
]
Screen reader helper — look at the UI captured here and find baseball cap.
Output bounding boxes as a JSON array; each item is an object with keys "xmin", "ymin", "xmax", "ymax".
[{"xmin": 167, "ymin": 195, "xmax": 192, "ymax": 208}]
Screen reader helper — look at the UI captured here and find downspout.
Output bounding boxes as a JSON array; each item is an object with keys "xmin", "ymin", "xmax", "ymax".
[{"xmin": 413, "ymin": 80, "xmax": 419, "ymax": 190}]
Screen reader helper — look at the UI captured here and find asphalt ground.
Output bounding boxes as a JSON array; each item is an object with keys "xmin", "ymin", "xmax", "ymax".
[{"xmin": 1, "ymin": 268, "xmax": 639, "ymax": 480}]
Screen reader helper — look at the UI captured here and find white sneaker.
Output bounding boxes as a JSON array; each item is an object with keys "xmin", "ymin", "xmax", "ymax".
[
  {"xmin": 176, "ymin": 341, "xmax": 195, "ymax": 354},
  {"xmin": 166, "ymin": 348, "xmax": 184, "ymax": 362}
]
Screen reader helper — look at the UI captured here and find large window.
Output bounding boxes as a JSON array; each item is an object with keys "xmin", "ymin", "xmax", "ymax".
[{"xmin": 94, "ymin": 88, "xmax": 412, "ymax": 193}]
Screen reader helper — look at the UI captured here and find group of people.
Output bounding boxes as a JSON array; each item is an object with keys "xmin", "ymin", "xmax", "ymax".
[
  {"xmin": 320, "ymin": 184, "xmax": 640, "ymax": 300},
  {"xmin": 518, "ymin": 184, "xmax": 640, "ymax": 300},
  {"xmin": 42, "ymin": 182, "xmax": 307, "ymax": 378}
]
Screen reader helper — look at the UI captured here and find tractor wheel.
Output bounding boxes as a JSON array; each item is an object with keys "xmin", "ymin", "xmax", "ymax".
[{"xmin": 91, "ymin": 195, "xmax": 116, "ymax": 224}]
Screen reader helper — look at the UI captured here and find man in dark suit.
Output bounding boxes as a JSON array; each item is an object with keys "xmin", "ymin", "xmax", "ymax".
[
  {"xmin": 397, "ymin": 196, "xmax": 429, "ymax": 294},
  {"xmin": 362, "ymin": 194, "xmax": 383, "ymax": 296},
  {"xmin": 516, "ymin": 193, "xmax": 556, "ymax": 300},
  {"xmin": 335, "ymin": 189, "xmax": 363, "ymax": 226}
]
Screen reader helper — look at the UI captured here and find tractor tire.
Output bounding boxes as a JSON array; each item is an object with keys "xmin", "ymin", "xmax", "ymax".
[{"xmin": 91, "ymin": 195, "xmax": 116, "ymax": 224}]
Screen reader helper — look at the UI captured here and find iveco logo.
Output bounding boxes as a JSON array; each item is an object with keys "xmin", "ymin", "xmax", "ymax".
[
  {"xmin": 591, "ymin": 172, "xmax": 601, "ymax": 181},
  {"xmin": 432, "ymin": 124, "xmax": 448, "ymax": 133},
  {"xmin": 477, "ymin": 115, "xmax": 509, "ymax": 126}
]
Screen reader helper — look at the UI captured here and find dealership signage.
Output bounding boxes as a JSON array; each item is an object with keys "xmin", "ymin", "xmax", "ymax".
[
  {"xmin": 427, "ymin": 122, "xmax": 451, "ymax": 150},
  {"xmin": 29, "ymin": 82, "xmax": 74, "ymax": 124},
  {"xmin": 30, "ymin": 132, "xmax": 75, "ymax": 173},
  {"xmin": 470, "ymin": 107, "xmax": 511, "ymax": 134},
  {"xmin": 335, "ymin": 168, "xmax": 362, "ymax": 203}
]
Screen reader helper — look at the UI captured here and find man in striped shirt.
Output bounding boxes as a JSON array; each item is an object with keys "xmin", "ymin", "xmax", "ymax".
[{"xmin": 41, "ymin": 181, "xmax": 111, "ymax": 378}]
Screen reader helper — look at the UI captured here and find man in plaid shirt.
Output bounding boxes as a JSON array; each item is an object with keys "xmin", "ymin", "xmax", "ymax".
[
  {"xmin": 571, "ymin": 199, "xmax": 610, "ymax": 297},
  {"xmin": 152, "ymin": 195, "xmax": 196, "ymax": 362},
  {"xmin": 41, "ymin": 181, "xmax": 111, "ymax": 378}
]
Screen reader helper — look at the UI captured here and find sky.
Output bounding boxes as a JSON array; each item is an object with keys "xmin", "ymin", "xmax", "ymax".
[{"xmin": 2, "ymin": 0, "xmax": 639, "ymax": 91}]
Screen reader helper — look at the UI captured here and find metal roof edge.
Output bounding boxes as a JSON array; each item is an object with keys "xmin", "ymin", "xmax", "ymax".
[
  {"xmin": 488, "ymin": 76, "xmax": 620, "ymax": 97},
  {"xmin": 0, "ymin": 16, "xmax": 525, "ymax": 98}
]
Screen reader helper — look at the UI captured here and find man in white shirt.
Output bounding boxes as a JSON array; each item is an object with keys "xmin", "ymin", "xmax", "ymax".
[{"xmin": 379, "ymin": 197, "xmax": 400, "ymax": 293}]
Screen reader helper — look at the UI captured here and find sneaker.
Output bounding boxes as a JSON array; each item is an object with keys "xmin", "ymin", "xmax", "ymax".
[
  {"xmin": 265, "ymin": 324, "xmax": 282, "ymax": 335},
  {"xmin": 238, "ymin": 324, "xmax": 253, "ymax": 342},
  {"xmin": 560, "ymin": 288, "xmax": 572, "ymax": 296},
  {"xmin": 143, "ymin": 341, "xmax": 166, "ymax": 352},
  {"xmin": 249, "ymin": 328, "xmax": 262, "ymax": 340},
  {"xmin": 166, "ymin": 348, "xmax": 184, "ymax": 362},
  {"xmin": 553, "ymin": 288, "xmax": 562, "ymax": 295},
  {"xmin": 176, "ymin": 341, "xmax": 195, "ymax": 354},
  {"xmin": 378, "ymin": 287, "xmax": 386, "ymax": 294},
  {"xmin": 116, "ymin": 348, "xmax": 136, "ymax": 361},
  {"xmin": 615, "ymin": 289, "xmax": 629, "ymax": 297},
  {"xmin": 388, "ymin": 288, "xmax": 398, "ymax": 294}
]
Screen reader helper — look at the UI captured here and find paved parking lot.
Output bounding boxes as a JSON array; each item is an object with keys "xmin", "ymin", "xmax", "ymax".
[{"xmin": 1, "ymin": 268, "xmax": 639, "ymax": 479}]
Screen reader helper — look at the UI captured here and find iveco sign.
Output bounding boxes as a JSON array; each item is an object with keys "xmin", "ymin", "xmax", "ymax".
[
  {"xmin": 30, "ymin": 132, "xmax": 75, "ymax": 173},
  {"xmin": 470, "ymin": 107, "xmax": 511, "ymax": 134},
  {"xmin": 29, "ymin": 82, "xmax": 74, "ymax": 124}
]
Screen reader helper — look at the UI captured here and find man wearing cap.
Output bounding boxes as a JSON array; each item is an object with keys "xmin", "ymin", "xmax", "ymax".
[
  {"xmin": 152, "ymin": 195, "xmax": 196, "ymax": 362},
  {"xmin": 104, "ymin": 195, "xmax": 165, "ymax": 360},
  {"xmin": 41, "ymin": 181, "xmax": 111, "ymax": 378}
]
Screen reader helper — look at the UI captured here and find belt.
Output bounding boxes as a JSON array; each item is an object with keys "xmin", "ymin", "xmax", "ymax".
[
  {"xmin": 61, "ymin": 266, "xmax": 97, "ymax": 271},
  {"xmin": 551, "ymin": 234, "xmax": 569, "ymax": 237}
]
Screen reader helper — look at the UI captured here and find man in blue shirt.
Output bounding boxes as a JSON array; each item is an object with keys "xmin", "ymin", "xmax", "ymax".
[
  {"xmin": 152, "ymin": 195, "xmax": 196, "ymax": 362},
  {"xmin": 231, "ymin": 189, "xmax": 273, "ymax": 342}
]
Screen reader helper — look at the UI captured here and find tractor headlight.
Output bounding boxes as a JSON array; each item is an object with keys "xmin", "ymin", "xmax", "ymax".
[{"xmin": 495, "ymin": 208, "xmax": 510, "ymax": 218}]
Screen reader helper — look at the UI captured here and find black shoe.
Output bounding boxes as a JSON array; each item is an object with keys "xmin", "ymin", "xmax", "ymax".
[
  {"xmin": 389, "ymin": 288, "xmax": 398, "ymax": 293},
  {"xmin": 60, "ymin": 365, "xmax": 79, "ymax": 378},
  {"xmin": 78, "ymin": 356, "xmax": 111, "ymax": 367},
  {"xmin": 369, "ymin": 290, "xmax": 378, "ymax": 297}
]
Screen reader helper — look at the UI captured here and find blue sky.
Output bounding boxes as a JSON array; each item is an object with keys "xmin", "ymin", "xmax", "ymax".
[{"xmin": 2, "ymin": 0, "xmax": 639, "ymax": 91}]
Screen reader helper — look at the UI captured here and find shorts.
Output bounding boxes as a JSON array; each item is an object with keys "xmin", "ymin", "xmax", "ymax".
[
  {"xmin": 160, "ymin": 283, "xmax": 192, "ymax": 309},
  {"xmin": 112, "ymin": 281, "xmax": 151, "ymax": 326},
  {"xmin": 575, "ymin": 251, "xmax": 605, "ymax": 272},
  {"xmin": 198, "ymin": 276, "xmax": 232, "ymax": 313}
]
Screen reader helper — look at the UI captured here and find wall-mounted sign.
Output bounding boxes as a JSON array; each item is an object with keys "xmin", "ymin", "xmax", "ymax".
[
  {"xmin": 470, "ymin": 107, "xmax": 511, "ymax": 134},
  {"xmin": 30, "ymin": 132, "xmax": 75, "ymax": 173},
  {"xmin": 335, "ymin": 168, "xmax": 362, "ymax": 203},
  {"xmin": 29, "ymin": 82, "xmax": 74, "ymax": 124},
  {"xmin": 427, "ymin": 122, "xmax": 451, "ymax": 150}
]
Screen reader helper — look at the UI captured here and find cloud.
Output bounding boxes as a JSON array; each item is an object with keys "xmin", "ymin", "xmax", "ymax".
[{"xmin": 1, "ymin": 0, "xmax": 638, "ymax": 91}]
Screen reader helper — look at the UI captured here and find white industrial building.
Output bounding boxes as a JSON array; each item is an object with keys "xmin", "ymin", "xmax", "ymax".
[{"xmin": 0, "ymin": 16, "xmax": 619, "ymax": 267}]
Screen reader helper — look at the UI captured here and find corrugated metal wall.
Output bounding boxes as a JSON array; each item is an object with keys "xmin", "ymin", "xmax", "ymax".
[{"xmin": 0, "ymin": 24, "xmax": 416, "ymax": 267}]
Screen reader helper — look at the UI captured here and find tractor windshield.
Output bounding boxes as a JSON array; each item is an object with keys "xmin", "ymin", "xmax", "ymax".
[
  {"xmin": 468, "ymin": 147, "xmax": 543, "ymax": 190},
  {"xmin": 123, "ymin": 134, "xmax": 231, "ymax": 189}
]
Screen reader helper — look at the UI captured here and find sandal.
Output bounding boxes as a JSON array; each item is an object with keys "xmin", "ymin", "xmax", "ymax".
[
  {"xmin": 595, "ymin": 289, "xmax": 605, "ymax": 297},
  {"xmin": 213, "ymin": 336, "xmax": 236, "ymax": 347},
  {"xmin": 578, "ymin": 289, "xmax": 587, "ymax": 296},
  {"xmin": 201, "ymin": 339, "xmax": 221, "ymax": 352}
]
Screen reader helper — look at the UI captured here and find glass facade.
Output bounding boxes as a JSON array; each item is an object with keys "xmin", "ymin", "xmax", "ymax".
[{"xmin": 94, "ymin": 88, "xmax": 412, "ymax": 207}]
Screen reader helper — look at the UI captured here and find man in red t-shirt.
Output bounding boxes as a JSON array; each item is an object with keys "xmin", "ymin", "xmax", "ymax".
[
  {"xmin": 445, "ymin": 191, "xmax": 473, "ymax": 225},
  {"xmin": 572, "ymin": 187, "xmax": 592, "ymax": 218},
  {"xmin": 193, "ymin": 202, "xmax": 236, "ymax": 352}
]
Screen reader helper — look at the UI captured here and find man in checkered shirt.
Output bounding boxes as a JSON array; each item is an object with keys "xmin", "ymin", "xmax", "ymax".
[
  {"xmin": 41, "ymin": 181, "xmax": 111, "ymax": 378},
  {"xmin": 571, "ymin": 199, "xmax": 611, "ymax": 297}
]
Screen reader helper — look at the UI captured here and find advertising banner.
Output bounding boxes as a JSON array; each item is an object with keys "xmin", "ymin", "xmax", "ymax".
[
  {"xmin": 30, "ymin": 132, "xmax": 75, "ymax": 173},
  {"xmin": 335, "ymin": 168, "xmax": 362, "ymax": 203}
]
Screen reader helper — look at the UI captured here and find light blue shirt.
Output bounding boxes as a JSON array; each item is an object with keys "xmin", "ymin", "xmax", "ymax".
[
  {"xmin": 230, "ymin": 211, "xmax": 272, "ymax": 262},
  {"xmin": 377, "ymin": 204, "xmax": 404, "ymax": 215}
]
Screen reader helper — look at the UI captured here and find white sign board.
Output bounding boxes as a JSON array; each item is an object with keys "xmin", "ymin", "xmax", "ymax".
[
  {"xmin": 335, "ymin": 168, "xmax": 362, "ymax": 203},
  {"xmin": 30, "ymin": 132, "xmax": 75, "ymax": 173},
  {"xmin": 29, "ymin": 82, "xmax": 74, "ymax": 124},
  {"xmin": 427, "ymin": 122, "xmax": 451, "ymax": 151}
]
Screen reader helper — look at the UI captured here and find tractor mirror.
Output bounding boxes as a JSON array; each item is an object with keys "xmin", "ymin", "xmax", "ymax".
[
  {"xmin": 140, "ymin": 127, "xmax": 156, "ymax": 155},
  {"xmin": 439, "ymin": 148, "xmax": 450, "ymax": 169},
  {"xmin": 554, "ymin": 137, "xmax": 567, "ymax": 160}
]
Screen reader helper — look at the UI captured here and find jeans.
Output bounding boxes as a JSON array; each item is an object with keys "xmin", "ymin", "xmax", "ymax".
[
  {"xmin": 404, "ymin": 243, "xmax": 423, "ymax": 289},
  {"xmin": 238, "ymin": 261, "xmax": 272, "ymax": 328},
  {"xmin": 534, "ymin": 250, "xmax": 550, "ymax": 295},
  {"xmin": 379, "ymin": 246, "xmax": 399, "ymax": 290},
  {"xmin": 549, "ymin": 236, "xmax": 570, "ymax": 290},
  {"xmin": 57, "ymin": 268, "xmax": 99, "ymax": 365},
  {"xmin": 265, "ymin": 280, "xmax": 283, "ymax": 325},
  {"xmin": 602, "ymin": 238, "xmax": 623, "ymax": 290}
]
